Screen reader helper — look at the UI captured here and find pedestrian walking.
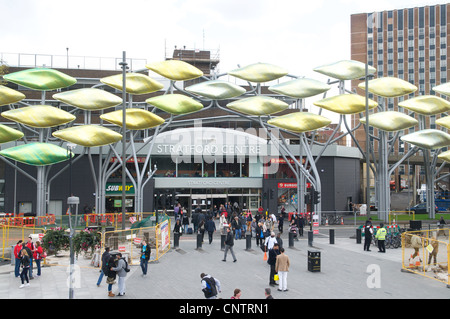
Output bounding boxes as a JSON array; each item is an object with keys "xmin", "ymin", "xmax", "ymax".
[
  {"xmin": 97, "ymin": 247, "xmax": 110, "ymax": 286},
  {"xmin": 140, "ymin": 240, "xmax": 151, "ymax": 277},
  {"xmin": 13, "ymin": 240, "xmax": 23, "ymax": 278},
  {"xmin": 268, "ymin": 243, "xmax": 280, "ymax": 286},
  {"xmin": 111, "ymin": 253, "xmax": 129, "ymax": 296},
  {"xmin": 437, "ymin": 216, "xmax": 446, "ymax": 237},
  {"xmin": 182, "ymin": 213, "xmax": 190, "ymax": 233},
  {"xmin": 200, "ymin": 273, "xmax": 221, "ymax": 299},
  {"xmin": 375, "ymin": 223, "xmax": 386, "ymax": 253},
  {"xmin": 205, "ymin": 216, "xmax": 216, "ymax": 244},
  {"xmin": 222, "ymin": 227, "xmax": 237, "ymax": 262},
  {"xmin": 275, "ymin": 248, "xmax": 290, "ymax": 292},
  {"xmin": 231, "ymin": 216, "xmax": 242, "ymax": 240},
  {"xmin": 19, "ymin": 248, "xmax": 30, "ymax": 288}
]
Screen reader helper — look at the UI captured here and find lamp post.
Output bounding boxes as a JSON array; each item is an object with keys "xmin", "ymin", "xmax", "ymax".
[{"xmin": 67, "ymin": 195, "xmax": 79, "ymax": 299}]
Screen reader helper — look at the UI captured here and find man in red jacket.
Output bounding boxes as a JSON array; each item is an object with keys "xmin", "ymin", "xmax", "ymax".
[{"xmin": 13, "ymin": 240, "xmax": 23, "ymax": 277}]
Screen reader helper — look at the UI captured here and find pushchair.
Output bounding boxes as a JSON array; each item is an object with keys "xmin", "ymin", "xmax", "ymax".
[{"xmin": 289, "ymin": 224, "xmax": 299, "ymax": 241}]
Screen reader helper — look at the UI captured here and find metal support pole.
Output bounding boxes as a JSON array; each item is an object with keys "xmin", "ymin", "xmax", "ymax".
[{"xmin": 120, "ymin": 52, "xmax": 127, "ymax": 230}]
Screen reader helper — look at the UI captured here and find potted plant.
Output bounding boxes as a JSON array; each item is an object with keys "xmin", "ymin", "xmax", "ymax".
[
  {"xmin": 41, "ymin": 227, "xmax": 70, "ymax": 256},
  {"xmin": 73, "ymin": 228, "xmax": 102, "ymax": 258}
]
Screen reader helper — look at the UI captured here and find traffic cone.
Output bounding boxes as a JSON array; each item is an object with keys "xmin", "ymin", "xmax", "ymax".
[
  {"xmin": 325, "ymin": 218, "xmax": 328, "ymax": 226},
  {"xmin": 263, "ymin": 250, "xmax": 267, "ymax": 261},
  {"xmin": 341, "ymin": 217, "xmax": 344, "ymax": 225}
]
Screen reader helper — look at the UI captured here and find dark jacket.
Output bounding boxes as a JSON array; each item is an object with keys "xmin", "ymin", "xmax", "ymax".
[
  {"xmin": 141, "ymin": 245, "xmax": 151, "ymax": 261},
  {"xmin": 225, "ymin": 232, "xmax": 234, "ymax": 246},
  {"xmin": 267, "ymin": 247, "xmax": 280, "ymax": 266},
  {"xmin": 21, "ymin": 254, "xmax": 30, "ymax": 268},
  {"xmin": 101, "ymin": 250, "xmax": 111, "ymax": 273},
  {"xmin": 205, "ymin": 219, "xmax": 216, "ymax": 233}
]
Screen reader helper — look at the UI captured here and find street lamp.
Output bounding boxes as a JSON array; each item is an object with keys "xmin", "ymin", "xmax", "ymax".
[{"xmin": 67, "ymin": 195, "xmax": 79, "ymax": 299}]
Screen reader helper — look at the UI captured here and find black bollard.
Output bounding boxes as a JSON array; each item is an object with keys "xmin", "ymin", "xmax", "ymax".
[
  {"xmin": 289, "ymin": 232, "xmax": 294, "ymax": 247},
  {"xmin": 246, "ymin": 234, "xmax": 252, "ymax": 250},
  {"xmin": 356, "ymin": 228, "xmax": 362, "ymax": 244},
  {"xmin": 196, "ymin": 232, "xmax": 202, "ymax": 249},
  {"xmin": 174, "ymin": 233, "xmax": 180, "ymax": 248},
  {"xmin": 308, "ymin": 231, "xmax": 313, "ymax": 246},
  {"xmin": 329, "ymin": 229, "xmax": 334, "ymax": 244},
  {"xmin": 221, "ymin": 234, "xmax": 226, "ymax": 251}
]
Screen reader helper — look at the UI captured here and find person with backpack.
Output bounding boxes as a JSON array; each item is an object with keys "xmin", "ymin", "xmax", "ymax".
[
  {"xmin": 25, "ymin": 236, "xmax": 35, "ymax": 280},
  {"xmin": 200, "ymin": 273, "xmax": 221, "ymax": 299},
  {"xmin": 111, "ymin": 252, "xmax": 129, "ymax": 296}
]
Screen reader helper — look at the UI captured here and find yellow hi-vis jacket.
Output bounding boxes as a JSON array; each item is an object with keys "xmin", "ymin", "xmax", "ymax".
[{"xmin": 376, "ymin": 227, "xmax": 386, "ymax": 240}]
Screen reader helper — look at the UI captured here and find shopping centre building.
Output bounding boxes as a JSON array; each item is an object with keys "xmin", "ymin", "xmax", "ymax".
[{"xmin": 0, "ymin": 50, "xmax": 362, "ymax": 217}]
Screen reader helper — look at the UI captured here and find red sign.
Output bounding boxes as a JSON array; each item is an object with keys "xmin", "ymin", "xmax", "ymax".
[{"xmin": 278, "ymin": 183, "xmax": 297, "ymax": 188}]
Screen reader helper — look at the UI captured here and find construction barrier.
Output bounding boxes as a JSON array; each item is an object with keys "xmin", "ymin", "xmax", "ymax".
[
  {"xmin": 100, "ymin": 218, "xmax": 171, "ymax": 266},
  {"xmin": 0, "ymin": 214, "xmax": 56, "ymax": 228},
  {"xmin": 401, "ymin": 228, "xmax": 450, "ymax": 287},
  {"xmin": 84, "ymin": 212, "xmax": 144, "ymax": 229},
  {"xmin": 0, "ymin": 225, "xmax": 47, "ymax": 261}
]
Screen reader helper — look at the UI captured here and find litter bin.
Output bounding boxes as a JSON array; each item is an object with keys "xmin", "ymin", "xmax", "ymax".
[
  {"xmin": 409, "ymin": 220, "xmax": 422, "ymax": 231},
  {"xmin": 308, "ymin": 250, "xmax": 321, "ymax": 272}
]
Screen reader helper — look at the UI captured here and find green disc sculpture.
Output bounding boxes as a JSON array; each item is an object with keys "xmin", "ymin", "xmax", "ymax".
[
  {"xmin": 100, "ymin": 108, "xmax": 165, "ymax": 130},
  {"xmin": 313, "ymin": 60, "xmax": 376, "ymax": 80},
  {"xmin": 3, "ymin": 68, "xmax": 76, "ymax": 91},
  {"xmin": 146, "ymin": 60, "xmax": 203, "ymax": 81},
  {"xmin": 100, "ymin": 72, "xmax": 163, "ymax": 95},
  {"xmin": 0, "ymin": 143, "xmax": 74, "ymax": 166},
  {"xmin": 146, "ymin": 94, "xmax": 204, "ymax": 115},
  {"xmin": 53, "ymin": 88, "xmax": 123, "ymax": 111},
  {"xmin": 228, "ymin": 62, "xmax": 288, "ymax": 83},
  {"xmin": 268, "ymin": 78, "xmax": 331, "ymax": 99},
  {"xmin": 267, "ymin": 112, "xmax": 332, "ymax": 133},
  {"xmin": 1, "ymin": 105, "xmax": 76, "ymax": 128},
  {"xmin": 53, "ymin": 125, "xmax": 123, "ymax": 147},
  {"xmin": 185, "ymin": 80, "xmax": 246, "ymax": 100},
  {"xmin": 226, "ymin": 96, "xmax": 288, "ymax": 116},
  {"xmin": 0, "ymin": 85, "xmax": 26, "ymax": 106},
  {"xmin": 360, "ymin": 111, "xmax": 418, "ymax": 132},
  {"xmin": 0, "ymin": 124, "xmax": 24, "ymax": 143}
]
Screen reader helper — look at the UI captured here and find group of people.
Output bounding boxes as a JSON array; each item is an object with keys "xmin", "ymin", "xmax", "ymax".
[
  {"xmin": 97, "ymin": 240, "xmax": 150, "ymax": 297},
  {"xmin": 13, "ymin": 236, "xmax": 45, "ymax": 288}
]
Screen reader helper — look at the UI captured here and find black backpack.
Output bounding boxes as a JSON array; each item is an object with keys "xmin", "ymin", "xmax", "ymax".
[
  {"xmin": 122, "ymin": 258, "xmax": 130, "ymax": 273},
  {"xmin": 202, "ymin": 276, "xmax": 217, "ymax": 298}
]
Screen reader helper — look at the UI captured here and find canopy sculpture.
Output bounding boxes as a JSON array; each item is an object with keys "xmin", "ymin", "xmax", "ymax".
[
  {"xmin": 397, "ymin": 95, "xmax": 450, "ymax": 219},
  {"xmin": 3, "ymin": 53, "xmax": 450, "ymax": 224},
  {"xmin": 357, "ymin": 76, "xmax": 418, "ymax": 221},
  {"xmin": 0, "ymin": 68, "xmax": 78, "ymax": 216}
]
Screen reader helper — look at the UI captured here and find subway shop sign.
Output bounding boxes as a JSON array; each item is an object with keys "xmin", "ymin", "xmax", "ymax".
[{"xmin": 105, "ymin": 183, "xmax": 135, "ymax": 195}]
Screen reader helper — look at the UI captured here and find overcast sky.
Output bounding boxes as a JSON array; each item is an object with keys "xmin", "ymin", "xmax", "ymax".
[{"xmin": 2, "ymin": 0, "xmax": 450, "ymax": 124}]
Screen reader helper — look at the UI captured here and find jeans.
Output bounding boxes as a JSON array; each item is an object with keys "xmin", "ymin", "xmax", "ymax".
[
  {"xmin": 140, "ymin": 258, "xmax": 148, "ymax": 275},
  {"xmin": 28, "ymin": 258, "xmax": 33, "ymax": 278},
  {"xmin": 278, "ymin": 271, "xmax": 288, "ymax": 291},
  {"xmin": 97, "ymin": 270, "xmax": 105, "ymax": 285},
  {"xmin": 15, "ymin": 258, "xmax": 21, "ymax": 277},
  {"xmin": 234, "ymin": 229, "xmax": 241, "ymax": 240},
  {"xmin": 20, "ymin": 267, "xmax": 29, "ymax": 284},
  {"xmin": 35, "ymin": 259, "xmax": 41, "ymax": 276}
]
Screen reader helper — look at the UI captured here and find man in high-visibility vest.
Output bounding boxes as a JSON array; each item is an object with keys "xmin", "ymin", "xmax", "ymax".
[{"xmin": 375, "ymin": 223, "xmax": 386, "ymax": 253}]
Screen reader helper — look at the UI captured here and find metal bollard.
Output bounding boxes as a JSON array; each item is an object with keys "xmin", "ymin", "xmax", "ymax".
[
  {"xmin": 289, "ymin": 232, "xmax": 294, "ymax": 247},
  {"xmin": 308, "ymin": 231, "xmax": 313, "ymax": 246},
  {"xmin": 174, "ymin": 233, "xmax": 180, "ymax": 248},
  {"xmin": 356, "ymin": 228, "xmax": 362, "ymax": 244},
  {"xmin": 329, "ymin": 229, "xmax": 335, "ymax": 244},
  {"xmin": 196, "ymin": 233, "xmax": 202, "ymax": 249},
  {"xmin": 221, "ymin": 234, "xmax": 226, "ymax": 251},
  {"xmin": 246, "ymin": 234, "xmax": 252, "ymax": 250}
]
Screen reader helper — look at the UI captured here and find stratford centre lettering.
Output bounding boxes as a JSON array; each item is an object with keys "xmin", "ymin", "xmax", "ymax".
[{"xmin": 156, "ymin": 144, "xmax": 262, "ymax": 156}]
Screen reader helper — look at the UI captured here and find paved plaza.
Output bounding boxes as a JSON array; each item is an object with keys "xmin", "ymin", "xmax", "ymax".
[{"xmin": 0, "ymin": 220, "xmax": 448, "ymax": 300}]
